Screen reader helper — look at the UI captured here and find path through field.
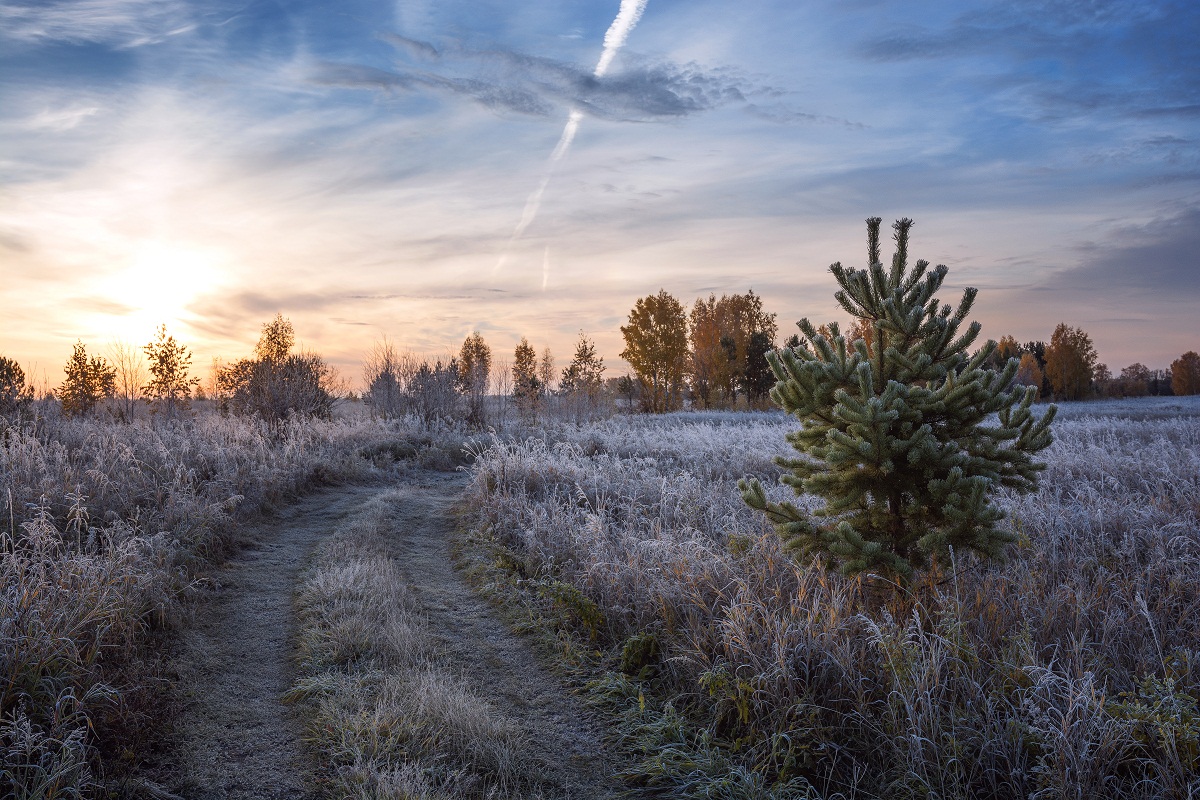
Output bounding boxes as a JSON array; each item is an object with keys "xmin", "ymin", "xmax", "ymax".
[{"xmin": 149, "ymin": 472, "xmax": 616, "ymax": 799}]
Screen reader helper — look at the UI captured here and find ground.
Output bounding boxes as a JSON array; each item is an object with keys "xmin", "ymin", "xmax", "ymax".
[{"xmin": 145, "ymin": 471, "xmax": 616, "ymax": 799}]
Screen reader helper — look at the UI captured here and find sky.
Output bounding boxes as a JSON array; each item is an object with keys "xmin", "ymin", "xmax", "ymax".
[{"xmin": 2, "ymin": 0, "xmax": 1198, "ymax": 390}]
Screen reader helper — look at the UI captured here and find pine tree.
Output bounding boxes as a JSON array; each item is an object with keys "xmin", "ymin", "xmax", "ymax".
[
  {"xmin": 740, "ymin": 218, "xmax": 1057, "ymax": 580},
  {"xmin": 59, "ymin": 341, "xmax": 116, "ymax": 417},
  {"xmin": 560, "ymin": 331, "xmax": 606, "ymax": 421},
  {"xmin": 144, "ymin": 324, "xmax": 199, "ymax": 417},
  {"xmin": 0, "ymin": 356, "xmax": 34, "ymax": 417},
  {"xmin": 512, "ymin": 337, "xmax": 541, "ymax": 416}
]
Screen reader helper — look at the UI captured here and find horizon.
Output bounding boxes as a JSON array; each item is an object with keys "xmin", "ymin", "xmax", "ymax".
[{"xmin": 3, "ymin": 0, "xmax": 1198, "ymax": 385}]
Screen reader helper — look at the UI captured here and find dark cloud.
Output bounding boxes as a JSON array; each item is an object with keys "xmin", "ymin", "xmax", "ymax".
[
  {"xmin": 379, "ymin": 33, "xmax": 440, "ymax": 60},
  {"xmin": 311, "ymin": 63, "xmax": 418, "ymax": 91},
  {"xmin": 185, "ymin": 290, "xmax": 349, "ymax": 340},
  {"xmin": 1040, "ymin": 205, "xmax": 1200, "ymax": 296},
  {"xmin": 860, "ymin": 1, "xmax": 1199, "ymax": 122},
  {"xmin": 311, "ymin": 35, "xmax": 833, "ymax": 124},
  {"xmin": 744, "ymin": 104, "xmax": 865, "ymax": 128}
]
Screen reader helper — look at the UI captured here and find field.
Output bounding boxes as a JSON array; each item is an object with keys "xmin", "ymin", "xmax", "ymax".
[
  {"xmin": 2, "ymin": 395, "xmax": 1199, "ymax": 798},
  {"xmin": 463, "ymin": 396, "xmax": 1200, "ymax": 798},
  {"xmin": 0, "ymin": 406, "xmax": 410, "ymax": 795}
]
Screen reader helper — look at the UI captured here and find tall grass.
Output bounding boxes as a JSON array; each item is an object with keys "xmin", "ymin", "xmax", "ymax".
[
  {"xmin": 465, "ymin": 403, "xmax": 1200, "ymax": 798},
  {"xmin": 0, "ymin": 408, "xmax": 396, "ymax": 797}
]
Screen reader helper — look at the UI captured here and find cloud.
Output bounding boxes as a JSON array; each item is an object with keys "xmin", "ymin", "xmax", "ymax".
[
  {"xmin": 378, "ymin": 33, "xmax": 440, "ymax": 61},
  {"xmin": 313, "ymin": 37, "xmax": 794, "ymax": 123},
  {"xmin": 858, "ymin": 0, "xmax": 1199, "ymax": 123},
  {"xmin": 0, "ymin": 0, "xmax": 194, "ymax": 48},
  {"xmin": 21, "ymin": 104, "xmax": 102, "ymax": 132},
  {"xmin": 1040, "ymin": 205, "xmax": 1200, "ymax": 296}
]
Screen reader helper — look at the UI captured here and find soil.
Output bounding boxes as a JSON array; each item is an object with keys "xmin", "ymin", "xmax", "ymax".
[{"xmin": 145, "ymin": 472, "xmax": 617, "ymax": 799}]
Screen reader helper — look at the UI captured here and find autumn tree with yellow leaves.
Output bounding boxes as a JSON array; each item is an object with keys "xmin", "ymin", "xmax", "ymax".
[{"xmin": 621, "ymin": 289, "xmax": 689, "ymax": 413}]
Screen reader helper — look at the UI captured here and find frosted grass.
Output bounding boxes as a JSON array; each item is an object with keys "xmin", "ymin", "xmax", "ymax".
[{"xmin": 467, "ymin": 401, "xmax": 1200, "ymax": 798}]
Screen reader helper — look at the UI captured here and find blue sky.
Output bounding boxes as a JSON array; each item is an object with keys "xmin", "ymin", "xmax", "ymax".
[{"xmin": 1, "ymin": 0, "xmax": 1197, "ymax": 386}]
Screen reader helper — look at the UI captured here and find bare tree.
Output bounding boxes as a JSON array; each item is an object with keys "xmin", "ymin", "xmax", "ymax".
[
  {"xmin": 364, "ymin": 337, "xmax": 409, "ymax": 419},
  {"xmin": 108, "ymin": 339, "xmax": 146, "ymax": 421},
  {"xmin": 492, "ymin": 356, "xmax": 513, "ymax": 427},
  {"xmin": 407, "ymin": 356, "xmax": 460, "ymax": 427}
]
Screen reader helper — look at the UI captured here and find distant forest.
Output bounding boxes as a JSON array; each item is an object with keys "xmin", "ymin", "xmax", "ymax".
[{"xmin": 1, "ymin": 291, "xmax": 1197, "ymax": 424}]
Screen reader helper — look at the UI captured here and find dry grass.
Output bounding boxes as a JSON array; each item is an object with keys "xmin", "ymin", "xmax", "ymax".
[
  {"xmin": 289, "ymin": 491, "xmax": 548, "ymax": 799},
  {"xmin": 464, "ymin": 399, "xmax": 1200, "ymax": 799},
  {"xmin": 0, "ymin": 408, "xmax": 397, "ymax": 797}
]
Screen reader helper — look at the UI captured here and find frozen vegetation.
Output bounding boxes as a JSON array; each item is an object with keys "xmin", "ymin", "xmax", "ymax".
[
  {"xmin": 2, "ymin": 394, "xmax": 1198, "ymax": 797},
  {"xmin": 465, "ymin": 397, "xmax": 1200, "ymax": 798},
  {"xmin": 0, "ymin": 407, "xmax": 400, "ymax": 795}
]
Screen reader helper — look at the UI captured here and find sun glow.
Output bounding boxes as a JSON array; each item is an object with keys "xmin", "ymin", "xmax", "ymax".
[{"xmin": 98, "ymin": 241, "xmax": 222, "ymax": 341}]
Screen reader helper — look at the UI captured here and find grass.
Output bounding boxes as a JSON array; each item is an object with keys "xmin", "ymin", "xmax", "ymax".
[
  {"xmin": 462, "ymin": 398, "xmax": 1200, "ymax": 799},
  {"xmin": 0, "ymin": 405, "xmax": 404, "ymax": 797},
  {"xmin": 287, "ymin": 490, "xmax": 551, "ymax": 799},
  {"xmin": 4, "ymin": 392, "xmax": 1197, "ymax": 796}
]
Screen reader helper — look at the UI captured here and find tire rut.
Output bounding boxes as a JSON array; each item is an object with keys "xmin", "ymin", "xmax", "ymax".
[
  {"xmin": 385, "ymin": 471, "xmax": 620, "ymax": 799},
  {"xmin": 148, "ymin": 473, "xmax": 617, "ymax": 799},
  {"xmin": 148, "ymin": 482, "xmax": 385, "ymax": 799}
]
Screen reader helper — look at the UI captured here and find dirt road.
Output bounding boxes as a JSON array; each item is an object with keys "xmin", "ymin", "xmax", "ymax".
[
  {"xmin": 148, "ymin": 472, "xmax": 615, "ymax": 799},
  {"xmin": 387, "ymin": 472, "xmax": 617, "ymax": 798}
]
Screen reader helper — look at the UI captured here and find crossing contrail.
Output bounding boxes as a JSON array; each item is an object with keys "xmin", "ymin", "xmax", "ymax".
[{"xmin": 497, "ymin": 0, "xmax": 650, "ymax": 273}]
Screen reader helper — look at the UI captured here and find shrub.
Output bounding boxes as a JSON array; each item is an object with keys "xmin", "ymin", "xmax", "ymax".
[{"xmin": 218, "ymin": 316, "xmax": 338, "ymax": 422}]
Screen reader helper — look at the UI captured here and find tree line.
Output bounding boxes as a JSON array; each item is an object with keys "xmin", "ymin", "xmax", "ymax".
[
  {"xmin": 1, "ymin": 302, "xmax": 1197, "ymax": 426},
  {"xmin": 0, "ymin": 315, "xmax": 340, "ymax": 423}
]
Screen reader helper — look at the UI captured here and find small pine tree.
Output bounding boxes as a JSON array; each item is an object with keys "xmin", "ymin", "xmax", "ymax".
[
  {"xmin": 740, "ymin": 218, "xmax": 1057, "ymax": 580},
  {"xmin": 560, "ymin": 331, "xmax": 606, "ymax": 422},
  {"xmin": 0, "ymin": 356, "xmax": 34, "ymax": 417},
  {"xmin": 512, "ymin": 337, "xmax": 541, "ymax": 416},
  {"xmin": 59, "ymin": 341, "xmax": 116, "ymax": 417},
  {"xmin": 143, "ymin": 324, "xmax": 200, "ymax": 417}
]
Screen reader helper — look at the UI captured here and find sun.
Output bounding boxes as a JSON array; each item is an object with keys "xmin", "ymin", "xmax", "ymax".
[{"xmin": 99, "ymin": 240, "xmax": 222, "ymax": 341}]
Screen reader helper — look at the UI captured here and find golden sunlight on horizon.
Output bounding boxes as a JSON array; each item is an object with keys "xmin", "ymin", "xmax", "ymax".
[{"xmin": 94, "ymin": 241, "xmax": 224, "ymax": 341}]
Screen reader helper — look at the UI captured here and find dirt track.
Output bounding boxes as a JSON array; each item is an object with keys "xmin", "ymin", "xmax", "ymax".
[
  {"xmin": 387, "ymin": 472, "xmax": 617, "ymax": 798},
  {"xmin": 148, "ymin": 473, "xmax": 615, "ymax": 799}
]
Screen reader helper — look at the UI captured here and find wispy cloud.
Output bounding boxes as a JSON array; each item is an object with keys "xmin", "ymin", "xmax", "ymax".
[
  {"xmin": 313, "ymin": 48, "xmax": 756, "ymax": 122},
  {"xmin": 0, "ymin": 0, "xmax": 194, "ymax": 48},
  {"xmin": 20, "ymin": 104, "xmax": 102, "ymax": 132}
]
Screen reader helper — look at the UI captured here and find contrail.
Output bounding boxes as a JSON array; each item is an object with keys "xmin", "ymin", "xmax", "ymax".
[
  {"xmin": 593, "ymin": 0, "xmax": 649, "ymax": 79},
  {"xmin": 510, "ymin": 109, "xmax": 583, "ymax": 241},
  {"xmin": 497, "ymin": 0, "xmax": 649, "ymax": 273}
]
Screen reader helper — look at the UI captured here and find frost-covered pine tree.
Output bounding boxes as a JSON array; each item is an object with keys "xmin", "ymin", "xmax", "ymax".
[{"xmin": 740, "ymin": 218, "xmax": 1056, "ymax": 579}]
